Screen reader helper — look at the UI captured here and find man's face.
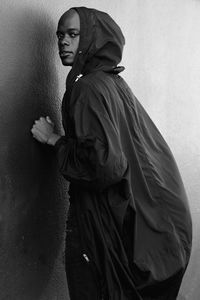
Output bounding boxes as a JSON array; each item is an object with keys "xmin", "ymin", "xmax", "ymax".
[{"xmin": 57, "ymin": 10, "xmax": 80, "ymax": 66}]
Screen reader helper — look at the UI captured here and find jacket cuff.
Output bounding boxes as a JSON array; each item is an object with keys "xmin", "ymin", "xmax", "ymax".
[{"xmin": 54, "ymin": 136, "xmax": 67, "ymax": 151}]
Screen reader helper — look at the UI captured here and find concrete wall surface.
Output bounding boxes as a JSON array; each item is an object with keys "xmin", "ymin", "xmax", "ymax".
[{"xmin": 0, "ymin": 0, "xmax": 199, "ymax": 299}]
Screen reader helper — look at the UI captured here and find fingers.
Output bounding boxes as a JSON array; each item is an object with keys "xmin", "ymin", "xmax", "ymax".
[
  {"xmin": 35, "ymin": 117, "xmax": 46, "ymax": 124},
  {"xmin": 33, "ymin": 117, "xmax": 53, "ymax": 131},
  {"xmin": 32, "ymin": 133, "xmax": 45, "ymax": 143},
  {"xmin": 31, "ymin": 127, "xmax": 47, "ymax": 143},
  {"xmin": 31, "ymin": 116, "xmax": 54, "ymax": 144},
  {"xmin": 34, "ymin": 117, "xmax": 48, "ymax": 123},
  {"xmin": 34, "ymin": 116, "xmax": 54, "ymax": 126},
  {"xmin": 46, "ymin": 116, "xmax": 54, "ymax": 125}
]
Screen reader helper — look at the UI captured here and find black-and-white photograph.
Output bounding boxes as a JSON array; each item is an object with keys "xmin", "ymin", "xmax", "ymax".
[{"xmin": 0, "ymin": 0, "xmax": 198, "ymax": 299}]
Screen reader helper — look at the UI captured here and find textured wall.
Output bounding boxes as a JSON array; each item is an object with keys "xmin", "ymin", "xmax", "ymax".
[
  {"xmin": 0, "ymin": 0, "xmax": 199, "ymax": 299},
  {"xmin": 0, "ymin": 1, "xmax": 69, "ymax": 299}
]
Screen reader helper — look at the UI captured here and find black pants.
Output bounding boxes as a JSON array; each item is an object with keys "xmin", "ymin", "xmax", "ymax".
[{"xmin": 65, "ymin": 205, "xmax": 103, "ymax": 300}]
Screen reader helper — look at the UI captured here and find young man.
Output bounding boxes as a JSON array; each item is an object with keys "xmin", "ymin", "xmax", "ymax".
[{"xmin": 31, "ymin": 7, "xmax": 192, "ymax": 300}]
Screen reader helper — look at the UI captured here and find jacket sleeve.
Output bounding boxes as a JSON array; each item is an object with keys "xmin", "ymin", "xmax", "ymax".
[{"xmin": 55, "ymin": 79, "xmax": 127, "ymax": 191}]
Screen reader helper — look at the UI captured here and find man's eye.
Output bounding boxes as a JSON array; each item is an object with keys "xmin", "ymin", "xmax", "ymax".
[
  {"xmin": 57, "ymin": 34, "xmax": 63, "ymax": 40},
  {"xmin": 70, "ymin": 33, "xmax": 80, "ymax": 38}
]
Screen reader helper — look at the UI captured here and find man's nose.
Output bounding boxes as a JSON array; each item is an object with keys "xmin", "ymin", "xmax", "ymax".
[{"xmin": 59, "ymin": 35, "xmax": 70, "ymax": 46}]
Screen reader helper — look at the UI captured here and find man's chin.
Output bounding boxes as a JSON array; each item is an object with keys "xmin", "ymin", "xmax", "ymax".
[{"xmin": 61, "ymin": 58, "xmax": 73, "ymax": 66}]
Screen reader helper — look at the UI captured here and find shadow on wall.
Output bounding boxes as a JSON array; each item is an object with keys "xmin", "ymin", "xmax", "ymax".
[{"xmin": 0, "ymin": 5, "xmax": 68, "ymax": 300}]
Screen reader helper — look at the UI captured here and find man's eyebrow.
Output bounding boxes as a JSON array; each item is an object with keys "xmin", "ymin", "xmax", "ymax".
[{"xmin": 56, "ymin": 28, "xmax": 80, "ymax": 33}]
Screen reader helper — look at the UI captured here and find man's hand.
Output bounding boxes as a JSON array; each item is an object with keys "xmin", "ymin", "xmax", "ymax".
[{"xmin": 31, "ymin": 116, "xmax": 60, "ymax": 146}]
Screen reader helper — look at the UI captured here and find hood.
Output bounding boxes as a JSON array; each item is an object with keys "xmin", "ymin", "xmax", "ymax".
[{"xmin": 66, "ymin": 7, "xmax": 125, "ymax": 88}]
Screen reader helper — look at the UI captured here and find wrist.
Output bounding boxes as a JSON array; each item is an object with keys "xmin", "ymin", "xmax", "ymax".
[{"xmin": 46, "ymin": 133, "xmax": 61, "ymax": 146}]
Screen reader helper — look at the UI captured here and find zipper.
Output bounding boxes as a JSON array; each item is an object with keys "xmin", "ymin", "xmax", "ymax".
[{"xmin": 74, "ymin": 199, "xmax": 104, "ymax": 298}]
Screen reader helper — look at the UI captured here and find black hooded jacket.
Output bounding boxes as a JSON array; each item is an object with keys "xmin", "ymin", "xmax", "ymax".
[{"xmin": 55, "ymin": 7, "xmax": 192, "ymax": 300}]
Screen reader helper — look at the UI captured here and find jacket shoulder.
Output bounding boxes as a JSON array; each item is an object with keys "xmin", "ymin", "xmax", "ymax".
[{"xmin": 74, "ymin": 71, "xmax": 111, "ymax": 91}]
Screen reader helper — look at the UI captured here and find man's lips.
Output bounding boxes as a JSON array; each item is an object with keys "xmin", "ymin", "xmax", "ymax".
[{"xmin": 59, "ymin": 50, "xmax": 73, "ymax": 58}]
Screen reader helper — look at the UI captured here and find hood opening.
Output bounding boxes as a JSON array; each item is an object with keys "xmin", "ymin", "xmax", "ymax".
[{"xmin": 66, "ymin": 7, "xmax": 125, "ymax": 87}]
